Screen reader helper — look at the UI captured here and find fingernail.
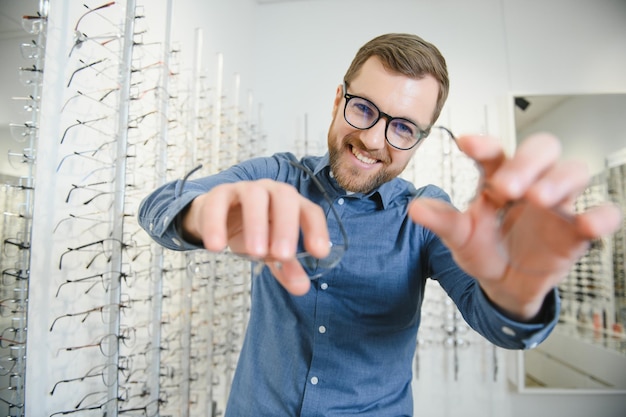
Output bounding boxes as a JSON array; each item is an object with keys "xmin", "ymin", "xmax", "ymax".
[
  {"xmin": 509, "ymin": 179, "xmax": 523, "ymax": 197},
  {"xmin": 205, "ymin": 235, "xmax": 225, "ymax": 251},
  {"xmin": 314, "ymin": 237, "xmax": 331, "ymax": 254},
  {"xmin": 249, "ymin": 237, "xmax": 266, "ymax": 257},
  {"xmin": 272, "ymin": 238, "xmax": 293, "ymax": 259},
  {"xmin": 537, "ymin": 185, "xmax": 555, "ymax": 205},
  {"xmin": 487, "ymin": 171, "xmax": 519, "ymax": 198}
]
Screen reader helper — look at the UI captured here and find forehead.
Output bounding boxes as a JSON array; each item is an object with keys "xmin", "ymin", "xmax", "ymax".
[{"xmin": 348, "ymin": 57, "xmax": 439, "ymax": 126}]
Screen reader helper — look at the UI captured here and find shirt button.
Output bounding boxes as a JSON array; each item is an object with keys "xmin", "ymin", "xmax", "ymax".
[
  {"xmin": 337, "ymin": 198, "xmax": 345, "ymax": 205},
  {"xmin": 320, "ymin": 283, "xmax": 328, "ymax": 290},
  {"xmin": 310, "ymin": 376, "xmax": 319, "ymax": 385},
  {"xmin": 318, "ymin": 325, "xmax": 326, "ymax": 334},
  {"xmin": 501, "ymin": 326, "xmax": 516, "ymax": 337}
]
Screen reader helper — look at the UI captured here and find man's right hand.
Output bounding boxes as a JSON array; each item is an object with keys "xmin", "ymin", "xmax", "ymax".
[{"xmin": 181, "ymin": 179, "xmax": 331, "ymax": 295}]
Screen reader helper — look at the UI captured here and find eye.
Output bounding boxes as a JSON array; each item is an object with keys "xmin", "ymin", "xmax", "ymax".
[
  {"xmin": 350, "ymin": 98, "xmax": 377, "ymax": 119},
  {"xmin": 390, "ymin": 119, "xmax": 418, "ymax": 138}
]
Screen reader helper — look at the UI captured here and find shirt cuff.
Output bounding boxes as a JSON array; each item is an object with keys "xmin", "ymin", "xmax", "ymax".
[
  {"xmin": 141, "ymin": 187, "xmax": 206, "ymax": 251},
  {"xmin": 475, "ymin": 286, "xmax": 561, "ymax": 350}
]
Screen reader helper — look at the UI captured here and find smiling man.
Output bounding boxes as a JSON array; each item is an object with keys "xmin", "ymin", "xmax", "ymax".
[{"xmin": 139, "ymin": 33, "xmax": 621, "ymax": 416}]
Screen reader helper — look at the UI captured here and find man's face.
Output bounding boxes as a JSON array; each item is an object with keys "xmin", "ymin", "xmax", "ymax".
[{"xmin": 327, "ymin": 56, "xmax": 440, "ymax": 193}]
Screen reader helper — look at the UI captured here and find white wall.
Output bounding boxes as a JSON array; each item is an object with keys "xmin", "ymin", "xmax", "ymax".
[{"xmin": 518, "ymin": 94, "xmax": 626, "ymax": 175}]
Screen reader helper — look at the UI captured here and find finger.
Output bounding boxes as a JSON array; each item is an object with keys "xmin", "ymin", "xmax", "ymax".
[
  {"xmin": 454, "ymin": 134, "xmax": 507, "ymax": 179},
  {"xmin": 268, "ymin": 184, "xmax": 330, "ymax": 260},
  {"xmin": 268, "ymin": 259, "xmax": 311, "ymax": 296},
  {"xmin": 489, "ymin": 132, "xmax": 562, "ymax": 200},
  {"xmin": 454, "ymin": 134, "xmax": 511, "ymax": 208},
  {"xmin": 524, "ymin": 159, "xmax": 589, "ymax": 208},
  {"xmin": 237, "ymin": 182, "xmax": 270, "ymax": 258},
  {"xmin": 267, "ymin": 182, "xmax": 301, "ymax": 260},
  {"xmin": 299, "ymin": 200, "xmax": 331, "ymax": 259},
  {"xmin": 194, "ymin": 187, "xmax": 237, "ymax": 252},
  {"xmin": 575, "ymin": 203, "xmax": 622, "ymax": 240},
  {"xmin": 408, "ymin": 198, "xmax": 471, "ymax": 250}
]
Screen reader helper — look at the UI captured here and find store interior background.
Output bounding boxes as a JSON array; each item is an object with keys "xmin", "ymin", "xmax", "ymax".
[{"xmin": 0, "ymin": 0, "xmax": 625, "ymax": 416}]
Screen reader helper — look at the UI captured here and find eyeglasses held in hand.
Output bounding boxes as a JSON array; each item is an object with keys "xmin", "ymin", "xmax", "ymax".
[{"xmin": 176, "ymin": 159, "xmax": 349, "ymax": 280}]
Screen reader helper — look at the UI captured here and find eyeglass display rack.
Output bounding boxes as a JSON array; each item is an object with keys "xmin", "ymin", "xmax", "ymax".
[
  {"xmin": 556, "ymin": 173, "xmax": 622, "ymax": 346},
  {"xmin": 0, "ymin": 1, "xmax": 263, "ymax": 416},
  {"xmin": 0, "ymin": 1, "xmax": 48, "ymax": 415},
  {"xmin": 540, "ymin": 146, "xmax": 626, "ymax": 356},
  {"xmin": 606, "ymin": 149, "xmax": 626, "ymax": 350}
]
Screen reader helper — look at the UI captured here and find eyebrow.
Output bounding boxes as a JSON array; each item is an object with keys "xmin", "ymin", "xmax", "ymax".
[{"xmin": 345, "ymin": 84, "xmax": 429, "ymax": 130}]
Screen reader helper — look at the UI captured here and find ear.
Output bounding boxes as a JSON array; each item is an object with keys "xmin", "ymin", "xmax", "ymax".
[{"xmin": 331, "ymin": 84, "xmax": 343, "ymax": 118}]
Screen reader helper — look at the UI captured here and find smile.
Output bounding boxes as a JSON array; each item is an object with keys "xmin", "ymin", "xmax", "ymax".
[{"xmin": 351, "ymin": 146, "xmax": 378, "ymax": 165}]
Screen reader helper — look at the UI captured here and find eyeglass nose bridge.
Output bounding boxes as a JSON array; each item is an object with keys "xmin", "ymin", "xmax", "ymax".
[
  {"xmin": 359, "ymin": 109, "xmax": 396, "ymax": 148},
  {"xmin": 342, "ymin": 96, "xmax": 393, "ymax": 146},
  {"xmin": 369, "ymin": 108, "xmax": 393, "ymax": 126}
]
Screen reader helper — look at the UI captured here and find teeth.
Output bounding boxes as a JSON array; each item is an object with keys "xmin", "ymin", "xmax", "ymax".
[{"xmin": 352, "ymin": 147, "xmax": 377, "ymax": 165}]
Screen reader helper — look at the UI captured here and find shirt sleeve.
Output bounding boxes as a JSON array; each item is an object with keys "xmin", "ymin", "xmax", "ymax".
[
  {"xmin": 418, "ymin": 185, "xmax": 560, "ymax": 350},
  {"xmin": 137, "ymin": 154, "xmax": 290, "ymax": 251},
  {"xmin": 137, "ymin": 178, "xmax": 206, "ymax": 251},
  {"xmin": 457, "ymin": 279, "xmax": 560, "ymax": 350},
  {"xmin": 428, "ymin": 237, "xmax": 560, "ymax": 349}
]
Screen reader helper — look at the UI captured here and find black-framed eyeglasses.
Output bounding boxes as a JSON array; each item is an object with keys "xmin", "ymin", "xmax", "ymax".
[{"xmin": 343, "ymin": 82, "xmax": 430, "ymax": 150}]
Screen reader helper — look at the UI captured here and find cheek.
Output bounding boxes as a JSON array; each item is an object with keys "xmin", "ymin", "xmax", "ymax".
[
  {"xmin": 328, "ymin": 114, "xmax": 349, "ymax": 144},
  {"xmin": 389, "ymin": 148, "xmax": 416, "ymax": 171}
]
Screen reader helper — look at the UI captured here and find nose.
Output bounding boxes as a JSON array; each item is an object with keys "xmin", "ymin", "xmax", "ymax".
[{"xmin": 359, "ymin": 117, "xmax": 387, "ymax": 150}]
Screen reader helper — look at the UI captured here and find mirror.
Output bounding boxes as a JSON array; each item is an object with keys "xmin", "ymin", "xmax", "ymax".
[{"xmin": 512, "ymin": 93, "xmax": 626, "ymax": 392}]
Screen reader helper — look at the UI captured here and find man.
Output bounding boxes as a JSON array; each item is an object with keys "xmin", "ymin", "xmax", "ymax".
[{"xmin": 139, "ymin": 33, "xmax": 621, "ymax": 416}]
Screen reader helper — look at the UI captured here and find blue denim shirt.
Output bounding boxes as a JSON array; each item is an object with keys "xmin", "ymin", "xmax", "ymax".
[{"xmin": 138, "ymin": 152, "xmax": 559, "ymax": 417}]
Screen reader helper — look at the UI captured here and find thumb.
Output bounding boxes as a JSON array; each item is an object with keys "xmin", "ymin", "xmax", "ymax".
[
  {"xmin": 267, "ymin": 259, "xmax": 311, "ymax": 296},
  {"xmin": 408, "ymin": 198, "xmax": 471, "ymax": 250}
]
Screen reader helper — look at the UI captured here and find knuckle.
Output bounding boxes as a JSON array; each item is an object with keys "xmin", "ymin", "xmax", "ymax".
[
  {"xmin": 235, "ymin": 181, "xmax": 271, "ymax": 202},
  {"xmin": 268, "ymin": 181, "xmax": 300, "ymax": 201},
  {"xmin": 282, "ymin": 186, "xmax": 301, "ymax": 201}
]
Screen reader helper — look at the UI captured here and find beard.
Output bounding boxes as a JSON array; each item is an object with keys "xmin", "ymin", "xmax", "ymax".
[{"xmin": 327, "ymin": 131, "xmax": 407, "ymax": 194}]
